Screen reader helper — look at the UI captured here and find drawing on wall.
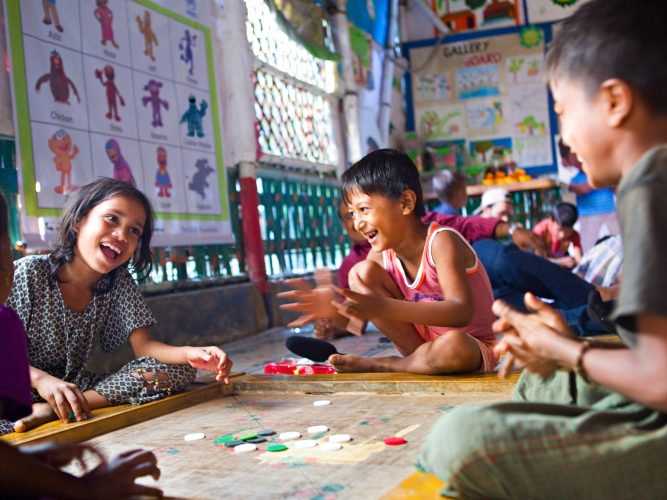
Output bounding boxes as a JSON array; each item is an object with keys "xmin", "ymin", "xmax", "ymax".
[
  {"xmin": 456, "ymin": 65, "xmax": 500, "ymax": 99},
  {"xmin": 136, "ymin": 10, "xmax": 158, "ymax": 62},
  {"xmin": 142, "ymin": 79, "xmax": 169, "ymax": 127},
  {"xmin": 181, "ymin": 95, "xmax": 208, "ymax": 137},
  {"xmin": 189, "ymin": 157, "xmax": 214, "ymax": 199},
  {"xmin": 48, "ymin": 128, "xmax": 79, "ymax": 193},
  {"xmin": 430, "ymin": 0, "xmax": 521, "ymax": 33},
  {"xmin": 94, "ymin": 0, "xmax": 119, "ymax": 49},
  {"xmin": 105, "ymin": 138, "xmax": 136, "ymax": 186},
  {"xmin": 508, "ymin": 85, "xmax": 549, "ymax": 137},
  {"xmin": 179, "ymin": 29, "xmax": 197, "ymax": 76},
  {"xmin": 526, "ymin": 0, "xmax": 590, "ymax": 23},
  {"xmin": 35, "ymin": 50, "xmax": 81, "ymax": 105},
  {"xmin": 470, "ymin": 137, "xmax": 513, "ymax": 165},
  {"xmin": 42, "ymin": 0, "xmax": 63, "ymax": 32},
  {"xmin": 416, "ymin": 73, "xmax": 451, "ymax": 102},
  {"xmin": 416, "ymin": 104, "xmax": 465, "ymax": 141},
  {"xmin": 95, "ymin": 65, "xmax": 125, "ymax": 121},
  {"xmin": 465, "ymin": 98, "xmax": 504, "ymax": 134},
  {"xmin": 154, "ymin": 146, "xmax": 172, "ymax": 197}
]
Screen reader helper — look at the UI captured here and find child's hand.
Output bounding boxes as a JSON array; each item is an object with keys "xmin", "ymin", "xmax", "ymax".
[
  {"xmin": 492, "ymin": 293, "xmax": 577, "ymax": 379},
  {"xmin": 82, "ymin": 449, "xmax": 162, "ymax": 499},
  {"xmin": 185, "ymin": 346, "xmax": 233, "ymax": 384},
  {"xmin": 278, "ymin": 278, "xmax": 339, "ymax": 326},
  {"xmin": 34, "ymin": 373, "xmax": 91, "ymax": 423},
  {"xmin": 21, "ymin": 442, "xmax": 105, "ymax": 471},
  {"xmin": 331, "ymin": 286, "xmax": 384, "ymax": 323}
]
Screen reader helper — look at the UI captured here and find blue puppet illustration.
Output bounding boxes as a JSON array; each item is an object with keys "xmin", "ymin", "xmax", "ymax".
[
  {"xmin": 142, "ymin": 80, "xmax": 169, "ymax": 127},
  {"xmin": 179, "ymin": 29, "xmax": 197, "ymax": 76},
  {"xmin": 180, "ymin": 95, "xmax": 207, "ymax": 138},
  {"xmin": 188, "ymin": 158, "xmax": 214, "ymax": 199}
]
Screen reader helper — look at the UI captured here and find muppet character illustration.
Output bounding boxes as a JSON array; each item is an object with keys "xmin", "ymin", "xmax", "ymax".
[
  {"xmin": 136, "ymin": 10, "xmax": 158, "ymax": 62},
  {"xmin": 94, "ymin": 0, "xmax": 119, "ymax": 49},
  {"xmin": 155, "ymin": 146, "xmax": 172, "ymax": 197},
  {"xmin": 105, "ymin": 139, "xmax": 136, "ymax": 186},
  {"xmin": 35, "ymin": 50, "xmax": 80, "ymax": 105},
  {"xmin": 42, "ymin": 0, "xmax": 63, "ymax": 32},
  {"xmin": 179, "ymin": 29, "xmax": 197, "ymax": 76},
  {"xmin": 188, "ymin": 158, "xmax": 214, "ymax": 199},
  {"xmin": 180, "ymin": 95, "xmax": 207, "ymax": 138},
  {"xmin": 48, "ymin": 129, "xmax": 78, "ymax": 194},
  {"xmin": 95, "ymin": 65, "xmax": 125, "ymax": 121},
  {"xmin": 142, "ymin": 80, "xmax": 169, "ymax": 127}
]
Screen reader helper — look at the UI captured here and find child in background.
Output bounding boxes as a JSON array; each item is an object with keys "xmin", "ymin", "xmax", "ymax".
[
  {"xmin": 283, "ymin": 149, "xmax": 497, "ymax": 375},
  {"xmin": 0, "ymin": 191, "xmax": 163, "ymax": 498},
  {"xmin": 561, "ymin": 139, "xmax": 620, "ymax": 252},
  {"xmin": 417, "ymin": 1, "xmax": 667, "ymax": 496},
  {"xmin": 431, "ymin": 170, "xmax": 467, "ymax": 216},
  {"xmin": 532, "ymin": 201, "xmax": 583, "ymax": 268},
  {"xmin": 1, "ymin": 178, "xmax": 232, "ymax": 435}
]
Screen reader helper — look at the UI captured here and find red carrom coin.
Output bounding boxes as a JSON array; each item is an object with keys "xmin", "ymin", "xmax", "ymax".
[{"xmin": 384, "ymin": 437, "xmax": 407, "ymax": 446}]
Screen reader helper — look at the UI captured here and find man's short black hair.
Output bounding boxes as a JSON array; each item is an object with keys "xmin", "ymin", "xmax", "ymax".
[
  {"xmin": 340, "ymin": 149, "xmax": 425, "ymax": 217},
  {"xmin": 551, "ymin": 202, "xmax": 578, "ymax": 228},
  {"xmin": 545, "ymin": 0, "xmax": 667, "ymax": 117}
]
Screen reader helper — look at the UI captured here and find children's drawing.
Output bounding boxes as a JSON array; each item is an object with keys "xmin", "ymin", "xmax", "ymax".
[
  {"xmin": 179, "ymin": 29, "xmax": 197, "ymax": 76},
  {"xmin": 416, "ymin": 73, "xmax": 451, "ymax": 101},
  {"xmin": 42, "ymin": 0, "xmax": 63, "ymax": 32},
  {"xmin": 180, "ymin": 95, "xmax": 207, "ymax": 137},
  {"xmin": 155, "ymin": 146, "xmax": 172, "ymax": 198},
  {"xmin": 142, "ymin": 80, "xmax": 169, "ymax": 127},
  {"xmin": 35, "ymin": 50, "xmax": 80, "ymax": 105},
  {"xmin": 105, "ymin": 139, "xmax": 136, "ymax": 186},
  {"xmin": 507, "ymin": 57, "xmax": 524, "ymax": 83},
  {"xmin": 95, "ymin": 65, "xmax": 125, "ymax": 121},
  {"xmin": 508, "ymin": 86, "xmax": 550, "ymax": 137},
  {"xmin": 483, "ymin": 0, "xmax": 516, "ymax": 25},
  {"xmin": 189, "ymin": 158, "xmax": 214, "ymax": 199},
  {"xmin": 48, "ymin": 129, "xmax": 78, "ymax": 194},
  {"xmin": 516, "ymin": 114, "xmax": 545, "ymax": 135},
  {"xmin": 506, "ymin": 54, "xmax": 543, "ymax": 83},
  {"xmin": 456, "ymin": 65, "xmax": 500, "ymax": 99},
  {"xmin": 185, "ymin": 0, "xmax": 197, "ymax": 18},
  {"xmin": 94, "ymin": 0, "xmax": 119, "ymax": 49},
  {"xmin": 416, "ymin": 104, "xmax": 465, "ymax": 141},
  {"xmin": 136, "ymin": 10, "xmax": 158, "ymax": 62},
  {"xmin": 465, "ymin": 99, "xmax": 504, "ymax": 132}
]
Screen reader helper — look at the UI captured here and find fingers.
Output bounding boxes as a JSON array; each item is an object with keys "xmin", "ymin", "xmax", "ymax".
[
  {"xmin": 498, "ymin": 352, "xmax": 516, "ymax": 379},
  {"xmin": 130, "ymin": 483, "xmax": 164, "ymax": 498},
  {"xmin": 491, "ymin": 299, "xmax": 525, "ymax": 326},
  {"xmin": 286, "ymin": 314, "xmax": 315, "ymax": 327},
  {"xmin": 523, "ymin": 293, "xmax": 568, "ymax": 329},
  {"xmin": 282, "ymin": 278, "xmax": 313, "ymax": 292},
  {"xmin": 280, "ymin": 302, "xmax": 316, "ymax": 313},
  {"xmin": 492, "ymin": 317, "xmax": 517, "ymax": 335}
]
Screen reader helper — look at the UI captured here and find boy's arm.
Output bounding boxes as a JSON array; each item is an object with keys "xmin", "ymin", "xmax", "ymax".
[{"xmin": 336, "ymin": 231, "xmax": 474, "ymax": 327}]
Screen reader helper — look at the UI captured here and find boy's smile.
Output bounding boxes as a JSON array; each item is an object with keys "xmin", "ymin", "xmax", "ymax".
[
  {"xmin": 346, "ymin": 190, "xmax": 409, "ymax": 252},
  {"xmin": 73, "ymin": 195, "xmax": 146, "ymax": 278}
]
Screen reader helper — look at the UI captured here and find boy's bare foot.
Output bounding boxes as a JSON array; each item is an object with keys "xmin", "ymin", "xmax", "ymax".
[
  {"xmin": 329, "ymin": 353, "xmax": 396, "ymax": 373},
  {"xmin": 14, "ymin": 403, "xmax": 58, "ymax": 432}
]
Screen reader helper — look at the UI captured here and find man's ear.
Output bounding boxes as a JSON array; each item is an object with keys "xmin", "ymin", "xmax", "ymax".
[
  {"xmin": 599, "ymin": 78, "xmax": 633, "ymax": 128},
  {"xmin": 400, "ymin": 189, "xmax": 417, "ymax": 214}
]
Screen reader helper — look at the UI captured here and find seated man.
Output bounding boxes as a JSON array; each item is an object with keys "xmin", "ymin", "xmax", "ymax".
[{"xmin": 431, "ymin": 170, "xmax": 468, "ymax": 216}]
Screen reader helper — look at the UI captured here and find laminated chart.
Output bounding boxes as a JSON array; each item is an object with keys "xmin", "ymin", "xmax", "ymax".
[{"xmin": 5, "ymin": 0, "xmax": 232, "ymax": 247}]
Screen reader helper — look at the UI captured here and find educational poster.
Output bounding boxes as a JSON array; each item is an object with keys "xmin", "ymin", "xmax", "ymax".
[
  {"xmin": 4, "ymin": 0, "xmax": 231, "ymax": 248},
  {"xmin": 525, "ymin": 0, "xmax": 592, "ymax": 24},
  {"xmin": 429, "ymin": 0, "xmax": 523, "ymax": 34},
  {"xmin": 409, "ymin": 27, "xmax": 553, "ymax": 170}
]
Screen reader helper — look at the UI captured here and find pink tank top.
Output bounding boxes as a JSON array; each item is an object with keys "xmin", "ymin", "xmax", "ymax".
[{"xmin": 382, "ymin": 224, "xmax": 496, "ymax": 343}]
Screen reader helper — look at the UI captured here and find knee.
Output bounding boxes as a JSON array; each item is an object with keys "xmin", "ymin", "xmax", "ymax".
[{"xmin": 348, "ymin": 260, "xmax": 384, "ymax": 291}]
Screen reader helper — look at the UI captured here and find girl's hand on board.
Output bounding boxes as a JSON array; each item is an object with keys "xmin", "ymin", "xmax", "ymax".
[
  {"xmin": 185, "ymin": 346, "xmax": 233, "ymax": 384},
  {"xmin": 34, "ymin": 373, "xmax": 91, "ymax": 423},
  {"xmin": 22, "ymin": 442, "xmax": 105, "ymax": 471}
]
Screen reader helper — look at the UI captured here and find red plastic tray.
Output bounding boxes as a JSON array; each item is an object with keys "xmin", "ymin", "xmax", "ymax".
[{"xmin": 264, "ymin": 359, "xmax": 336, "ymax": 375}]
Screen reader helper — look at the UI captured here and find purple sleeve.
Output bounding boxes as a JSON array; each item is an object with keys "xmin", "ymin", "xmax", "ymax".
[
  {"xmin": 422, "ymin": 211, "xmax": 500, "ymax": 243},
  {"xmin": 0, "ymin": 306, "xmax": 32, "ymax": 421}
]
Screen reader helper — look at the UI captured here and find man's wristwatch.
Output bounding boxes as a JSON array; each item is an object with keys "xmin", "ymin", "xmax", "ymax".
[{"xmin": 508, "ymin": 222, "xmax": 523, "ymax": 236}]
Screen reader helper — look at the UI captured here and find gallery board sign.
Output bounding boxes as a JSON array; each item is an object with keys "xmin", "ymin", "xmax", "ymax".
[{"xmin": 5, "ymin": 0, "xmax": 233, "ymax": 248}]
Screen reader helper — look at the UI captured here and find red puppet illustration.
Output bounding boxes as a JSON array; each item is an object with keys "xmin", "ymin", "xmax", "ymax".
[
  {"xmin": 35, "ymin": 50, "xmax": 81, "ymax": 105},
  {"xmin": 95, "ymin": 65, "xmax": 125, "ymax": 121},
  {"xmin": 48, "ymin": 129, "xmax": 79, "ymax": 194}
]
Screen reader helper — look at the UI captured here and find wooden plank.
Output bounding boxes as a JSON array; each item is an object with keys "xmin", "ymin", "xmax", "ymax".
[
  {"xmin": 2, "ymin": 381, "xmax": 231, "ymax": 446},
  {"xmin": 232, "ymin": 371, "xmax": 520, "ymax": 395},
  {"xmin": 381, "ymin": 471, "xmax": 450, "ymax": 500}
]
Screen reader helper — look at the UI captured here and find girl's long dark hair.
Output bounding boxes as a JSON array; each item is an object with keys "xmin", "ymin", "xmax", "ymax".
[{"xmin": 48, "ymin": 177, "xmax": 154, "ymax": 293}]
